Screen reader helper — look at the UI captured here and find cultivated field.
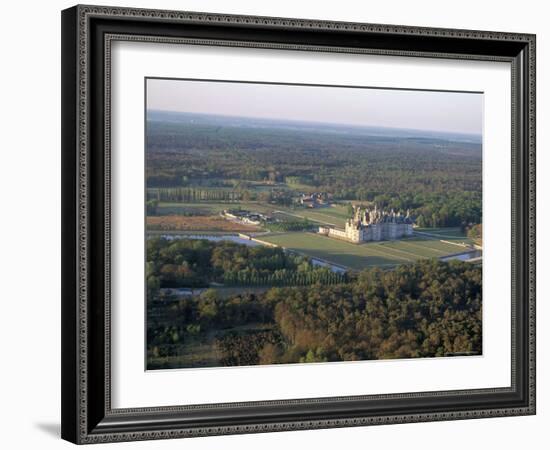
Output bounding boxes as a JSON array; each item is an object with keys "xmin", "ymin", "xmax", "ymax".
[
  {"xmin": 155, "ymin": 201, "xmax": 351, "ymax": 227},
  {"xmin": 258, "ymin": 232, "xmax": 466, "ymax": 270},
  {"xmin": 146, "ymin": 215, "xmax": 260, "ymax": 232},
  {"xmin": 156, "ymin": 201, "xmax": 277, "ymax": 216},
  {"xmin": 148, "ymin": 200, "xmax": 474, "ymax": 269}
]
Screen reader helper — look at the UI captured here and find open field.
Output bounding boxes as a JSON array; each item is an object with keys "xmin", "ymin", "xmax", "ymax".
[
  {"xmin": 414, "ymin": 227, "xmax": 475, "ymax": 245},
  {"xmin": 146, "ymin": 111, "xmax": 483, "ymax": 369},
  {"xmin": 415, "ymin": 227, "xmax": 466, "ymax": 238},
  {"xmin": 156, "ymin": 202, "xmax": 238, "ymax": 215},
  {"xmin": 274, "ymin": 205, "xmax": 350, "ymax": 227},
  {"xmin": 146, "ymin": 215, "xmax": 260, "ymax": 232},
  {"xmin": 156, "ymin": 201, "xmax": 278, "ymax": 216},
  {"xmin": 381, "ymin": 237, "xmax": 467, "ymax": 258},
  {"xmin": 258, "ymin": 232, "xmax": 467, "ymax": 270},
  {"xmin": 155, "ymin": 201, "xmax": 350, "ymax": 227},
  {"xmin": 148, "ymin": 200, "xmax": 476, "ymax": 269},
  {"xmin": 285, "ymin": 180, "xmax": 316, "ymax": 191}
]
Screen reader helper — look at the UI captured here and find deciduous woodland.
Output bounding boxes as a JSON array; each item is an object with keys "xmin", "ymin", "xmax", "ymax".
[
  {"xmin": 147, "ymin": 111, "xmax": 482, "ymax": 228},
  {"xmin": 147, "ymin": 240, "xmax": 482, "ymax": 368},
  {"xmin": 145, "ymin": 108, "xmax": 483, "ymax": 369}
]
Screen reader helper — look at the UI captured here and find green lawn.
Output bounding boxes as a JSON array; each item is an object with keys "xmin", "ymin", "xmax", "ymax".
[
  {"xmin": 273, "ymin": 205, "xmax": 350, "ymax": 227},
  {"xmin": 258, "ymin": 232, "xmax": 467, "ymax": 270},
  {"xmin": 155, "ymin": 201, "xmax": 350, "ymax": 227},
  {"xmin": 381, "ymin": 237, "xmax": 466, "ymax": 258},
  {"xmin": 413, "ymin": 227, "xmax": 475, "ymax": 245},
  {"xmin": 415, "ymin": 227, "xmax": 466, "ymax": 238},
  {"xmin": 152, "ymin": 201, "xmax": 475, "ymax": 253}
]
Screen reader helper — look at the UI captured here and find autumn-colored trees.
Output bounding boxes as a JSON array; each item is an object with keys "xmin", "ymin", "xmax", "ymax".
[
  {"xmin": 147, "ymin": 237, "xmax": 348, "ymax": 290},
  {"xmin": 146, "ymin": 114, "xmax": 482, "ymax": 226},
  {"xmin": 264, "ymin": 259, "xmax": 481, "ymax": 363},
  {"xmin": 147, "ymin": 253, "xmax": 482, "ymax": 369},
  {"xmin": 467, "ymin": 223, "xmax": 483, "ymax": 245}
]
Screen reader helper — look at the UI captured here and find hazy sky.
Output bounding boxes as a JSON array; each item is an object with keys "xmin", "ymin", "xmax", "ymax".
[{"xmin": 146, "ymin": 78, "xmax": 483, "ymax": 136}]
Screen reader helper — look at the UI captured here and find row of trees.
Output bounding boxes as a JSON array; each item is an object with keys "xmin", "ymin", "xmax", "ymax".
[
  {"xmin": 264, "ymin": 219, "xmax": 313, "ymax": 232},
  {"xmin": 343, "ymin": 191, "xmax": 481, "ymax": 228},
  {"xmin": 146, "ymin": 118, "xmax": 482, "ymax": 226},
  {"xmin": 146, "ymin": 237, "xmax": 348, "ymax": 290},
  {"xmin": 148, "ymin": 187, "xmax": 244, "ymax": 203},
  {"xmin": 147, "ymin": 257, "xmax": 482, "ymax": 369},
  {"xmin": 146, "ymin": 186, "xmax": 295, "ymax": 207},
  {"xmin": 221, "ymin": 268, "xmax": 347, "ymax": 287},
  {"xmin": 267, "ymin": 260, "xmax": 482, "ymax": 362}
]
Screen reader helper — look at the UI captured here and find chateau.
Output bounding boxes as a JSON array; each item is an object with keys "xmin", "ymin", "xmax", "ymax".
[{"xmin": 318, "ymin": 205, "xmax": 414, "ymax": 243}]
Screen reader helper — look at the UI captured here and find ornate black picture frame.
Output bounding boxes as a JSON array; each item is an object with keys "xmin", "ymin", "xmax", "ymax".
[{"xmin": 61, "ymin": 4, "xmax": 536, "ymax": 444}]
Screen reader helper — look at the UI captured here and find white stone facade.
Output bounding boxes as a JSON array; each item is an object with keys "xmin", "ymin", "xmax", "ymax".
[{"xmin": 318, "ymin": 205, "xmax": 414, "ymax": 243}]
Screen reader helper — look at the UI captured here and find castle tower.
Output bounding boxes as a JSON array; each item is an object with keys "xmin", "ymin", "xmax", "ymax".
[{"xmin": 324, "ymin": 204, "xmax": 414, "ymax": 243}]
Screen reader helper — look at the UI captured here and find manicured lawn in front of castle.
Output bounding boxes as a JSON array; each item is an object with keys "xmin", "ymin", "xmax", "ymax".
[
  {"xmin": 413, "ymin": 228, "xmax": 476, "ymax": 246},
  {"xmin": 259, "ymin": 232, "xmax": 467, "ymax": 270}
]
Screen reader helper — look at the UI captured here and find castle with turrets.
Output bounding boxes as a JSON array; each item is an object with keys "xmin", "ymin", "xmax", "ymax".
[{"xmin": 318, "ymin": 205, "xmax": 414, "ymax": 243}]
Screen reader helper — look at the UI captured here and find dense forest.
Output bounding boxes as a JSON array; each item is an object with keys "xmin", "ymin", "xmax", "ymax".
[
  {"xmin": 146, "ymin": 112, "xmax": 482, "ymax": 227},
  {"xmin": 145, "ymin": 111, "xmax": 483, "ymax": 369},
  {"xmin": 147, "ymin": 256, "xmax": 482, "ymax": 368},
  {"xmin": 146, "ymin": 238, "xmax": 348, "ymax": 292}
]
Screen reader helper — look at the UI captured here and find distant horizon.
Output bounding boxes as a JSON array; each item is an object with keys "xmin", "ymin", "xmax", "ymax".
[
  {"xmin": 146, "ymin": 108, "xmax": 482, "ymax": 139},
  {"xmin": 146, "ymin": 78, "xmax": 484, "ymax": 136}
]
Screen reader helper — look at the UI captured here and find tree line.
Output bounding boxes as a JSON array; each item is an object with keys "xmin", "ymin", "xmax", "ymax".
[
  {"xmin": 146, "ymin": 237, "xmax": 348, "ymax": 291},
  {"xmin": 147, "ymin": 120, "xmax": 482, "ymax": 227},
  {"xmin": 147, "ymin": 257, "xmax": 482, "ymax": 369}
]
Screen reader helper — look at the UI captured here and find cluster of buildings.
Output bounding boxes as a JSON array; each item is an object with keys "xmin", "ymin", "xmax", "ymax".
[
  {"xmin": 222, "ymin": 209, "xmax": 273, "ymax": 226},
  {"xmin": 318, "ymin": 205, "xmax": 414, "ymax": 243},
  {"xmin": 299, "ymin": 192, "xmax": 331, "ymax": 208}
]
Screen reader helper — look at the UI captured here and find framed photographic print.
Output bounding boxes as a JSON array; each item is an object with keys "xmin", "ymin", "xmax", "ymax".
[{"xmin": 61, "ymin": 5, "xmax": 536, "ymax": 444}]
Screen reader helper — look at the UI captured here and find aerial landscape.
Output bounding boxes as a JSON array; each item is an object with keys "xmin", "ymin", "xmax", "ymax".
[{"xmin": 145, "ymin": 79, "xmax": 483, "ymax": 370}]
